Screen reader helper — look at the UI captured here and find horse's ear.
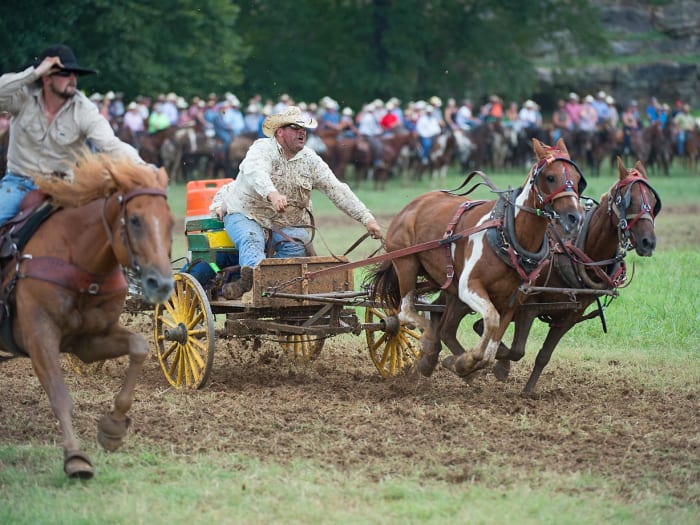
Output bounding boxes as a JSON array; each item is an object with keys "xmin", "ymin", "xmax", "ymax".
[
  {"xmin": 633, "ymin": 160, "xmax": 647, "ymax": 179},
  {"xmin": 616, "ymin": 156, "xmax": 626, "ymax": 180},
  {"xmin": 532, "ymin": 138, "xmax": 544, "ymax": 158},
  {"xmin": 555, "ymin": 138, "xmax": 569, "ymax": 156}
]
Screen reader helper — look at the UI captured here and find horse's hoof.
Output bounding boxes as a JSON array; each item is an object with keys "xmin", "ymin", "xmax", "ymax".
[
  {"xmin": 416, "ymin": 353, "xmax": 439, "ymax": 377},
  {"xmin": 97, "ymin": 413, "xmax": 131, "ymax": 452},
  {"xmin": 493, "ymin": 362, "xmax": 511, "ymax": 382},
  {"xmin": 64, "ymin": 449, "xmax": 93, "ymax": 479},
  {"xmin": 441, "ymin": 355, "xmax": 461, "ymax": 375}
]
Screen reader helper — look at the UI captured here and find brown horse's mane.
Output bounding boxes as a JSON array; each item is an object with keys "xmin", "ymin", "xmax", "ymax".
[{"xmin": 34, "ymin": 152, "xmax": 168, "ymax": 208}]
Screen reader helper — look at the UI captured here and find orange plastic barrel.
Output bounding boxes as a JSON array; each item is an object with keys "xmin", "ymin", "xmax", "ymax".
[{"xmin": 185, "ymin": 178, "xmax": 233, "ymax": 218}]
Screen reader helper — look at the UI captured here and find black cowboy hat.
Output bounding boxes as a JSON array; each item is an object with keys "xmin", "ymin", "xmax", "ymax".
[{"xmin": 34, "ymin": 44, "xmax": 97, "ymax": 75}]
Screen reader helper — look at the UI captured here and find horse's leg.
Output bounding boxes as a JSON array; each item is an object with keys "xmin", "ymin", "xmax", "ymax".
[
  {"xmin": 443, "ymin": 281, "xmax": 515, "ymax": 377},
  {"xmin": 438, "ymin": 293, "xmax": 471, "ymax": 357},
  {"xmin": 71, "ymin": 326, "xmax": 149, "ymax": 452},
  {"xmin": 24, "ymin": 331, "xmax": 93, "ymax": 478},
  {"xmin": 493, "ymin": 308, "xmax": 536, "ymax": 381},
  {"xmin": 523, "ymin": 316, "xmax": 576, "ymax": 394},
  {"xmin": 417, "ymin": 308, "xmax": 442, "ymax": 377}
]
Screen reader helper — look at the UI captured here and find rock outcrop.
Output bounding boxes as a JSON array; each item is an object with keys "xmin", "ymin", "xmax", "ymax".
[{"xmin": 536, "ymin": 0, "xmax": 699, "ymax": 109}]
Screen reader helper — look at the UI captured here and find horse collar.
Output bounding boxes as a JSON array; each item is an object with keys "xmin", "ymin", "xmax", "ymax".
[{"xmin": 486, "ymin": 191, "xmax": 550, "ymax": 281}]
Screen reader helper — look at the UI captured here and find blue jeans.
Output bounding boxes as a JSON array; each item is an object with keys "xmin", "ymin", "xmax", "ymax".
[
  {"xmin": 0, "ymin": 172, "xmax": 37, "ymax": 227},
  {"xmin": 419, "ymin": 136, "xmax": 434, "ymax": 162},
  {"xmin": 223, "ymin": 212, "xmax": 310, "ymax": 268}
]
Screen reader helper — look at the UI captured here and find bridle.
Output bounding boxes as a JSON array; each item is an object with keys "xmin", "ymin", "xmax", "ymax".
[
  {"xmin": 527, "ymin": 150, "xmax": 587, "ymax": 220},
  {"xmin": 102, "ymin": 187, "xmax": 168, "ymax": 278},
  {"xmin": 607, "ymin": 169, "xmax": 661, "ymax": 249}
]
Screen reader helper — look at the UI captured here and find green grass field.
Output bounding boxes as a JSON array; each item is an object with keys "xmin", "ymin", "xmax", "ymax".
[{"xmin": 1, "ymin": 164, "xmax": 698, "ymax": 525}]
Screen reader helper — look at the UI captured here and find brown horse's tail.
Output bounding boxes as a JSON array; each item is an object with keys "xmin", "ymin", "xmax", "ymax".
[{"xmin": 364, "ymin": 261, "xmax": 401, "ymax": 311}]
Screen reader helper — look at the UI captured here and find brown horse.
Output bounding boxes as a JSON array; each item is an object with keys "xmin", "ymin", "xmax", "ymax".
[
  {"xmin": 0, "ymin": 153, "xmax": 174, "ymax": 478},
  {"xmin": 368, "ymin": 138, "xmax": 586, "ymax": 379},
  {"xmin": 483, "ymin": 157, "xmax": 660, "ymax": 392}
]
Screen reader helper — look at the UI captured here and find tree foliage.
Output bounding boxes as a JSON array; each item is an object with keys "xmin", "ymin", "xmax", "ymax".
[
  {"xmin": 0, "ymin": 0, "xmax": 247, "ymax": 101},
  {"xmin": 1, "ymin": 0, "xmax": 607, "ymax": 107}
]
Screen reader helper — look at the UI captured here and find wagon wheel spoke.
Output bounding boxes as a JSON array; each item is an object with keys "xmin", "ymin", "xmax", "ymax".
[
  {"xmin": 280, "ymin": 333, "xmax": 325, "ymax": 363},
  {"xmin": 365, "ymin": 304, "xmax": 421, "ymax": 378},
  {"xmin": 154, "ymin": 272, "xmax": 215, "ymax": 389}
]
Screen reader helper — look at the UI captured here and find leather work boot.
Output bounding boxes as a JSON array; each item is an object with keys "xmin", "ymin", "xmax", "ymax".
[{"xmin": 222, "ymin": 266, "xmax": 254, "ymax": 300}]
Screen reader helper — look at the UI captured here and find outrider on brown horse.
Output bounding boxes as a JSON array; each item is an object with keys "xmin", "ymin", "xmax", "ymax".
[
  {"xmin": 368, "ymin": 138, "xmax": 586, "ymax": 380},
  {"xmin": 0, "ymin": 152, "xmax": 174, "ymax": 479},
  {"xmin": 482, "ymin": 157, "xmax": 661, "ymax": 392}
]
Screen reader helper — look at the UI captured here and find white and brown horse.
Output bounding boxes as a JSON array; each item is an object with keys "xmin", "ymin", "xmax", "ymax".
[
  {"xmin": 368, "ymin": 139, "xmax": 586, "ymax": 379},
  {"xmin": 482, "ymin": 157, "xmax": 661, "ymax": 392}
]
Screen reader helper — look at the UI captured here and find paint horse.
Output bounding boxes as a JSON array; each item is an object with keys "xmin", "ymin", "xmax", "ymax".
[
  {"xmin": 483, "ymin": 157, "xmax": 660, "ymax": 392},
  {"xmin": 368, "ymin": 139, "xmax": 586, "ymax": 379}
]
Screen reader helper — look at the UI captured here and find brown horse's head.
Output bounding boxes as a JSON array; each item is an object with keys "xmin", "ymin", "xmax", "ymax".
[
  {"xmin": 36, "ymin": 153, "xmax": 175, "ymax": 303},
  {"xmin": 528, "ymin": 138, "xmax": 586, "ymax": 238},
  {"xmin": 609, "ymin": 157, "xmax": 660, "ymax": 256}
]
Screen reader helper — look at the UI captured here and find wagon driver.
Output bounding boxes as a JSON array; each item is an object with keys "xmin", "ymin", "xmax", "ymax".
[
  {"xmin": 210, "ymin": 105, "xmax": 383, "ymax": 300},
  {"xmin": 0, "ymin": 44, "xmax": 144, "ymax": 227}
]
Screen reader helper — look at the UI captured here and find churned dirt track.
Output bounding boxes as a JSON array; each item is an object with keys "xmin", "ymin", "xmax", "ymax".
[{"xmin": 0, "ymin": 206, "xmax": 697, "ymax": 505}]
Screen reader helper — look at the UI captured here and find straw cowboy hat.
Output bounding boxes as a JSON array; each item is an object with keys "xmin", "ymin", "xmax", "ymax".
[
  {"xmin": 35, "ymin": 44, "xmax": 97, "ymax": 75},
  {"xmin": 262, "ymin": 106, "xmax": 318, "ymax": 137}
]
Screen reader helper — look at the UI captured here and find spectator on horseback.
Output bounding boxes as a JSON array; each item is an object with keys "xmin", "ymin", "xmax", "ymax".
[
  {"xmin": 339, "ymin": 107, "xmax": 358, "ymax": 137},
  {"xmin": 223, "ymin": 94, "xmax": 245, "ymax": 137},
  {"xmin": 123, "ymin": 101, "xmax": 146, "ymax": 138},
  {"xmin": 552, "ymin": 98, "xmax": 573, "ymax": 142},
  {"xmin": 481, "ymin": 94, "xmax": 504, "ymax": 123},
  {"xmin": 415, "ymin": 103, "xmax": 442, "ymax": 165},
  {"xmin": 592, "ymin": 90, "xmax": 609, "ymax": 125},
  {"xmin": 386, "ymin": 97, "xmax": 404, "ymax": 127},
  {"xmin": 380, "ymin": 100, "xmax": 401, "ymax": 133},
  {"xmin": 673, "ymin": 103, "xmax": 695, "ymax": 157},
  {"xmin": 565, "ymin": 92, "xmax": 582, "ymax": 128},
  {"xmin": 455, "ymin": 99, "xmax": 480, "ymax": 131},
  {"xmin": 161, "ymin": 92, "xmax": 180, "ymax": 126},
  {"xmin": 503, "ymin": 101, "xmax": 520, "ymax": 130},
  {"xmin": 429, "ymin": 96, "xmax": 445, "ymax": 127},
  {"xmin": 0, "ymin": 44, "xmax": 144, "ymax": 227},
  {"xmin": 357, "ymin": 102, "xmax": 383, "ymax": 167},
  {"xmin": 443, "ymin": 97, "xmax": 459, "ymax": 131},
  {"xmin": 518, "ymin": 99, "xmax": 542, "ymax": 130},
  {"xmin": 244, "ymin": 103, "xmax": 261, "ymax": 134},
  {"xmin": 646, "ymin": 97, "xmax": 661, "ymax": 126},
  {"xmin": 318, "ymin": 98, "xmax": 341, "ymax": 132},
  {"xmin": 109, "ymin": 92, "xmax": 125, "ymax": 122},
  {"xmin": 578, "ymin": 95, "xmax": 598, "ymax": 132},
  {"xmin": 621, "ymin": 101, "xmax": 640, "ymax": 155},
  {"xmin": 209, "ymin": 106, "xmax": 382, "ymax": 300},
  {"xmin": 148, "ymin": 102, "xmax": 170, "ymax": 133}
]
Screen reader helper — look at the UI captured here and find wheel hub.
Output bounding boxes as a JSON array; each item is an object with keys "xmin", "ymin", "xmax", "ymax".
[
  {"xmin": 382, "ymin": 315, "xmax": 401, "ymax": 336},
  {"xmin": 163, "ymin": 322, "xmax": 188, "ymax": 344}
]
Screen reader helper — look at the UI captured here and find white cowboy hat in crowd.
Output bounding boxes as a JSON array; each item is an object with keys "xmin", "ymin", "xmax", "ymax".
[{"xmin": 262, "ymin": 106, "xmax": 318, "ymax": 137}]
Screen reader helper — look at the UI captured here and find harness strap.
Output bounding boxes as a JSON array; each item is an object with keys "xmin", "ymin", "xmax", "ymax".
[
  {"xmin": 305, "ymin": 216, "xmax": 502, "ymax": 282},
  {"xmin": 19, "ymin": 257, "xmax": 127, "ymax": 295},
  {"xmin": 441, "ymin": 200, "xmax": 487, "ymax": 290}
]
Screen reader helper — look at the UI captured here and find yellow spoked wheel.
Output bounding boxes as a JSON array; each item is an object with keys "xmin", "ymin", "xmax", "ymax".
[
  {"xmin": 280, "ymin": 334, "xmax": 325, "ymax": 363},
  {"xmin": 365, "ymin": 305, "xmax": 421, "ymax": 377},
  {"xmin": 154, "ymin": 272, "xmax": 215, "ymax": 389}
]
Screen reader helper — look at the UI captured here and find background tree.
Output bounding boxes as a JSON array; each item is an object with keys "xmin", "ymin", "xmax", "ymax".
[
  {"xmin": 0, "ymin": 0, "xmax": 248, "ymax": 101},
  {"xmin": 1, "ymin": 0, "xmax": 607, "ymax": 108}
]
